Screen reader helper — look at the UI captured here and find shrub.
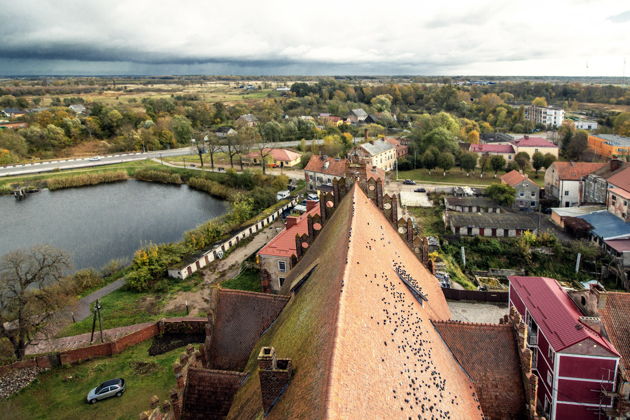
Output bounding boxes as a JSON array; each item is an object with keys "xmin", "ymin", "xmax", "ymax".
[
  {"xmin": 46, "ymin": 171, "xmax": 128, "ymax": 190},
  {"xmin": 133, "ymin": 169, "xmax": 182, "ymax": 184}
]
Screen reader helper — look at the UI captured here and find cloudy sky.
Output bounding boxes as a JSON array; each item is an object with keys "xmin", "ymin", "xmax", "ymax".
[{"xmin": 0, "ymin": 0, "xmax": 629, "ymax": 76}]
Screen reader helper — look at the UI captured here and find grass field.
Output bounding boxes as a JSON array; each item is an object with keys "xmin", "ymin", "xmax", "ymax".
[
  {"xmin": 0, "ymin": 340, "xmax": 183, "ymax": 420},
  {"xmin": 398, "ymin": 168, "xmax": 545, "ymax": 187},
  {"xmin": 220, "ymin": 266, "xmax": 261, "ymax": 293}
]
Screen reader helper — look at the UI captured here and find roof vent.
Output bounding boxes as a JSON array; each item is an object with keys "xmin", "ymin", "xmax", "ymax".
[{"xmin": 575, "ymin": 323, "xmax": 584, "ymax": 330}]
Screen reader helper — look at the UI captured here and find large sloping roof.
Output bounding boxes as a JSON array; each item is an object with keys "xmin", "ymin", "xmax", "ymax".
[
  {"xmin": 303, "ymin": 155, "xmax": 348, "ymax": 177},
  {"xmin": 228, "ymin": 185, "xmax": 483, "ymax": 419},
  {"xmin": 359, "ymin": 139, "xmax": 395, "ymax": 156},
  {"xmin": 512, "ymin": 136, "xmax": 556, "ymax": 148},
  {"xmin": 470, "ymin": 143, "xmax": 515, "ymax": 153},
  {"xmin": 607, "ymin": 167, "xmax": 630, "ymax": 192},
  {"xmin": 578, "ymin": 210, "xmax": 630, "ymax": 240},
  {"xmin": 551, "ymin": 161, "xmax": 606, "ymax": 181},
  {"xmin": 598, "ymin": 293, "xmax": 630, "ymax": 376},
  {"xmin": 509, "ymin": 276, "xmax": 618, "ymax": 355},
  {"xmin": 257, "ymin": 205, "xmax": 320, "ymax": 258},
  {"xmin": 432, "ymin": 321, "xmax": 527, "ymax": 419},
  {"xmin": 501, "ymin": 170, "xmax": 530, "ymax": 187}
]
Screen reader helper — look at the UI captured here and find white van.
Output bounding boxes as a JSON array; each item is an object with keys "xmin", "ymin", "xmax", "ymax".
[{"xmin": 276, "ymin": 190, "xmax": 290, "ymax": 201}]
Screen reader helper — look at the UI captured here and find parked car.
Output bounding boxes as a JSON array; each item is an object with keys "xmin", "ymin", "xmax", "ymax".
[
  {"xmin": 276, "ymin": 190, "xmax": 290, "ymax": 201},
  {"xmin": 306, "ymin": 193, "xmax": 319, "ymax": 201},
  {"xmin": 402, "ymin": 179, "xmax": 416, "ymax": 185},
  {"xmin": 414, "ymin": 188, "xmax": 426, "ymax": 193},
  {"xmin": 86, "ymin": 378, "xmax": 125, "ymax": 404}
]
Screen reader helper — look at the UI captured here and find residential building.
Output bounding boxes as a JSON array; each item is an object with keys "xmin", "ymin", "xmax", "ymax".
[
  {"xmin": 215, "ymin": 126, "xmax": 237, "ymax": 137},
  {"xmin": 509, "ymin": 276, "xmax": 621, "ymax": 420},
  {"xmin": 603, "ymin": 239, "xmax": 630, "ymax": 273},
  {"xmin": 345, "ymin": 162, "xmax": 385, "ymax": 183},
  {"xmin": 608, "ymin": 187, "xmax": 630, "ymax": 223},
  {"xmin": 1, "ymin": 108, "xmax": 26, "ymax": 119},
  {"xmin": 345, "ymin": 108, "xmax": 368, "ymax": 124},
  {"xmin": 351, "ymin": 139, "xmax": 397, "ymax": 171},
  {"xmin": 383, "ymin": 137, "xmax": 409, "ymax": 158},
  {"xmin": 303, "ymin": 155, "xmax": 348, "ymax": 191},
  {"xmin": 583, "ymin": 160, "xmax": 629, "ymax": 204},
  {"xmin": 469, "ymin": 143, "xmax": 516, "ymax": 165},
  {"xmin": 512, "ymin": 136, "xmax": 559, "ymax": 159},
  {"xmin": 257, "ymin": 201, "xmax": 320, "ymax": 292},
  {"xmin": 501, "ymin": 170, "xmax": 541, "ymax": 210},
  {"xmin": 574, "ymin": 120, "xmax": 598, "ymax": 130},
  {"xmin": 443, "ymin": 196, "xmax": 501, "ymax": 213},
  {"xmin": 236, "ymin": 113, "xmax": 258, "ymax": 127},
  {"xmin": 318, "ymin": 113, "xmax": 343, "ymax": 126},
  {"xmin": 607, "ymin": 166, "xmax": 630, "ymax": 196},
  {"xmin": 0, "ymin": 122, "xmax": 28, "ymax": 130},
  {"xmin": 445, "ymin": 211, "xmax": 538, "ymax": 237},
  {"xmin": 588, "ymin": 134, "xmax": 630, "ymax": 159},
  {"xmin": 545, "ymin": 162, "xmax": 606, "ymax": 207},
  {"xmin": 245, "ymin": 148, "xmax": 301, "ymax": 168},
  {"xmin": 525, "ymin": 105, "xmax": 565, "ymax": 128}
]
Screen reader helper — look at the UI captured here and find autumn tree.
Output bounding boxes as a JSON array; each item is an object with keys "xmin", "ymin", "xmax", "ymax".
[
  {"xmin": 0, "ymin": 246, "xmax": 73, "ymax": 360},
  {"xmin": 532, "ymin": 151, "xmax": 545, "ymax": 175},
  {"xmin": 543, "ymin": 153, "xmax": 556, "ymax": 170},
  {"xmin": 437, "ymin": 152, "xmax": 455, "ymax": 175},
  {"xmin": 515, "ymin": 152, "xmax": 531, "ymax": 171},
  {"xmin": 531, "ymin": 97, "xmax": 548, "ymax": 107}
]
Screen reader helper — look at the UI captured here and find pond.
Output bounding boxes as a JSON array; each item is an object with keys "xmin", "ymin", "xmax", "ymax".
[{"xmin": 0, "ymin": 180, "xmax": 229, "ymax": 270}]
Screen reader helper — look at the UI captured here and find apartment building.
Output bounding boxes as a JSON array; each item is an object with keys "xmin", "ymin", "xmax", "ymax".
[{"xmin": 525, "ymin": 105, "xmax": 565, "ymax": 128}]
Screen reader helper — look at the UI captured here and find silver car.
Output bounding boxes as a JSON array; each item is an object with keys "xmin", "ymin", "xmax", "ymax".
[{"xmin": 86, "ymin": 378, "xmax": 125, "ymax": 404}]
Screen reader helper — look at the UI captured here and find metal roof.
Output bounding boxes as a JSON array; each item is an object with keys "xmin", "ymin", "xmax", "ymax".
[{"xmin": 578, "ymin": 210, "xmax": 630, "ymax": 240}]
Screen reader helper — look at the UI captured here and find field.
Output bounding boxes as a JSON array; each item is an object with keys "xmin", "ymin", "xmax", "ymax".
[
  {"xmin": 0, "ymin": 340, "xmax": 183, "ymax": 420},
  {"xmin": 398, "ymin": 168, "xmax": 545, "ymax": 187}
]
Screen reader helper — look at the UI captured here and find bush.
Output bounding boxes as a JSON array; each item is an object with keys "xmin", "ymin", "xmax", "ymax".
[
  {"xmin": 126, "ymin": 243, "xmax": 186, "ymax": 291},
  {"xmin": 187, "ymin": 176, "xmax": 233, "ymax": 200},
  {"xmin": 46, "ymin": 171, "xmax": 128, "ymax": 190},
  {"xmin": 133, "ymin": 169, "xmax": 182, "ymax": 184}
]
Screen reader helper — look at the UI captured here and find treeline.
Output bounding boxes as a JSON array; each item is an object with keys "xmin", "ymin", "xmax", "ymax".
[{"xmin": 46, "ymin": 170, "xmax": 128, "ymax": 190}]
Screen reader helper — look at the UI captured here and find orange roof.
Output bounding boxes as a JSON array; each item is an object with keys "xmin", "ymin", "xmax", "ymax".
[
  {"xmin": 257, "ymin": 205, "xmax": 320, "ymax": 258},
  {"xmin": 432, "ymin": 321, "xmax": 527, "ymax": 419},
  {"xmin": 598, "ymin": 293, "xmax": 630, "ymax": 376},
  {"xmin": 608, "ymin": 167, "xmax": 630, "ymax": 193},
  {"xmin": 383, "ymin": 137, "xmax": 401, "ymax": 146},
  {"xmin": 500, "ymin": 170, "xmax": 527, "ymax": 187},
  {"xmin": 229, "ymin": 184, "xmax": 483, "ymax": 419},
  {"xmin": 552, "ymin": 161, "xmax": 606, "ymax": 181},
  {"xmin": 609, "ymin": 187, "xmax": 630, "ymax": 200},
  {"xmin": 246, "ymin": 148, "xmax": 301, "ymax": 162},
  {"xmin": 303, "ymin": 155, "xmax": 348, "ymax": 177}
]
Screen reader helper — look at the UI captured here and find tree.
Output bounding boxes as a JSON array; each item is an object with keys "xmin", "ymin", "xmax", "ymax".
[
  {"xmin": 566, "ymin": 130, "xmax": 588, "ymax": 160},
  {"xmin": 437, "ymin": 152, "xmax": 455, "ymax": 175},
  {"xmin": 170, "ymin": 115, "xmax": 193, "ymax": 145},
  {"xmin": 486, "ymin": 183, "xmax": 516, "ymax": 206},
  {"xmin": 235, "ymin": 127, "xmax": 258, "ymax": 171},
  {"xmin": 532, "ymin": 97, "xmax": 548, "ymax": 107},
  {"xmin": 460, "ymin": 152, "xmax": 477, "ymax": 176},
  {"xmin": 479, "ymin": 154, "xmax": 491, "ymax": 177},
  {"xmin": 532, "ymin": 151, "xmax": 545, "ymax": 175},
  {"xmin": 0, "ymin": 130, "xmax": 28, "ymax": 157},
  {"xmin": 543, "ymin": 153, "xmax": 556, "ymax": 170},
  {"xmin": 205, "ymin": 133, "xmax": 222, "ymax": 170},
  {"xmin": 490, "ymin": 155, "xmax": 506, "ymax": 176},
  {"xmin": 514, "ymin": 152, "xmax": 531, "ymax": 171},
  {"xmin": 0, "ymin": 246, "xmax": 73, "ymax": 360},
  {"xmin": 421, "ymin": 149, "xmax": 437, "ymax": 174}
]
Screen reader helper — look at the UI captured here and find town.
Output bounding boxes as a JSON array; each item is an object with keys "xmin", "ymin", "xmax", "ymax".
[{"xmin": 1, "ymin": 3, "xmax": 630, "ymax": 419}]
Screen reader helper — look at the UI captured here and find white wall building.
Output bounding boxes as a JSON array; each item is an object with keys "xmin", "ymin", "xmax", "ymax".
[{"xmin": 525, "ymin": 106, "xmax": 565, "ymax": 128}]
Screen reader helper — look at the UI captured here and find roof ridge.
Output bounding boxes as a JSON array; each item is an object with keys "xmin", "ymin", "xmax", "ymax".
[
  {"xmin": 431, "ymin": 319, "xmax": 510, "ymax": 328},
  {"xmin": 218, "ymin": 288, "xmax": 290, "ymax": 301}
]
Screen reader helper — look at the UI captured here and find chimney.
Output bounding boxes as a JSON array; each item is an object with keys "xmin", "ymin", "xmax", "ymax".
[
  {"xmin": 323, "ymin": 161, "xmax": 330, "ymax": 169},
  {"xmin": 610, "ymin": 159, "xmax": 622, "ymax": 172},
  {"xmin": 306, "ymin": 200, "xmax": 318, "ymax": 211},
  {"xmin": 285, "ymin": 216, "xmax": 299, "ymax": 229},
  {"xmin": 258, "ymin": 347, "xmax": 292, "ymax": 415}
]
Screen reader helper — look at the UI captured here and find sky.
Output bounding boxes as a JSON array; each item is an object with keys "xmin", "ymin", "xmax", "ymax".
[{"xmin": 0, "ymin": 0, "xmax": 629, "ymax": 77}]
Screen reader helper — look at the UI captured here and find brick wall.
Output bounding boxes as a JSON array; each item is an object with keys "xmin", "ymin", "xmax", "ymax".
[
  {"xmin": 181, "ymin": 368, "xmax": 246, "ymax": 420},
  {"xmin": 442, "ymin": 287, "xmax": 509, "ymax": 303}
]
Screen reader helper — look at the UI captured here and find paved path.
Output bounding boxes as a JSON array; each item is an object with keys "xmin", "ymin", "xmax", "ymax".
[{"xmin": 73, "ymin": 278, "xmax": 127, "ymax": 321}]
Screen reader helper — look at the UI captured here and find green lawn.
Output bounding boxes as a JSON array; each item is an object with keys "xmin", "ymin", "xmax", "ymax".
[
  {"xmin": 398, "ymin": 168, "xmax": 545, "ymax": 187},
  {"xmin": 220, "ymin": 266, "xmax": 262, "ymax": 293},
  {"xmin": 0, "ymin": 340, "xmax": 183, "ymax": 420},
  {"xmin": 407, "ymin": 206, "xmax": 445, "ymax": 237},
  {"xmin": 58, "ymin": 275, "xmax": 203, "ymax": 338}
]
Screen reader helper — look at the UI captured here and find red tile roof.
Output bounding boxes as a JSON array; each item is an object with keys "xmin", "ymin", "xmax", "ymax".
[
  {"xmin": 608, "ymin": 167, "xmax": 630, "ymax": 192},
  {"xmin": 432, "ymin": 321, "xmax": 527, "ymax": 419},
  {"xmin": 303, "ymin": 155, "xmax": 348, "ymax": 177},
  {"xmin": 501, "ymin": 170, "xmax": 527, "ymax": 187},
  {"xmin": 604, "ymin": 239, "xmax": 630, "ymax": 253},
  {"xmin": 383, "ymin": 137, "xmax": 401, "ymax": 146},
  {"xmin": 257, "ymin": 205, "xmax": 320, "ymax": 258},
  {"xmin": 598, "ymin": 293, "xmax": 630, "ymax": 376},
  {"xmin": 229, "ymin": 184, "xmax": 483, "ymax": 419},
  {"xmin": 512, "ymin": 136, "xmax": 557, "ymax": 148},
  {"xmin": 551, "ymin": 161, "xmax": 606, "ymax": 181},
  {"xmin": 245, "ymin": 148, "xmax": 300, "ymax": 162},
  {"xmin": 509, "ymin": 276, "xmax": 619, "ymax": 355},
  {"xmin": 470, "ymin": 143, "xmax": 515, "ymax": 153}
]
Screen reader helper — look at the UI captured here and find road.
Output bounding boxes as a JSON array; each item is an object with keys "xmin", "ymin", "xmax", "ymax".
[{"xmin": 0, "ymin": 139, "xmax": 324, "ymax": 178}]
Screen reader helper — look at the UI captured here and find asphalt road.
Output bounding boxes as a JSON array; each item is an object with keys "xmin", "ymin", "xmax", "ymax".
[{"xmin": 0, "ymin": 139, "xmax": 323, "ymax": 178}]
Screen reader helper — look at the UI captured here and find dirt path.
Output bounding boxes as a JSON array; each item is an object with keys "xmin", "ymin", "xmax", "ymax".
[{"xmin": 162, "ymin": 220, "xmax": 284, "ymax": 315}]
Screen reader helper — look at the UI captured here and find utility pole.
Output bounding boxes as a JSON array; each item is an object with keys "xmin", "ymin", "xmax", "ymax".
[{"xmin": 90, "ymin": 299, "xmax": 104, "ymax": 344}]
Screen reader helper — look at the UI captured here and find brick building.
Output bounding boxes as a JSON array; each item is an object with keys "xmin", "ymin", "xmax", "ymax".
[
  {"xmin": 509, "ymin": 276, "xmax": 621, "ymax": 419},
  {"xmin": 383, "ymin": 136, "xmax": 409, "ymax": 158}
]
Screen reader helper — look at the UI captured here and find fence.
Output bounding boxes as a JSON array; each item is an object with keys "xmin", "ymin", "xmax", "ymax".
[
  {"xmin": 0, "ymin": 318, "xmax": 207, "ymax": 374},
  {"xmin": 441, "ymin": 287, "xmax": 509, "ymax": 303},
  {"xmin": 168, "ymin": 199, "xmax": 297, "ymax": 279}
]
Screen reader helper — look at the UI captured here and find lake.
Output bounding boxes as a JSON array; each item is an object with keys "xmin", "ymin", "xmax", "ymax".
[{"xmin": 0, "ymin": 180, "xmax": 229, "ymax": 270}]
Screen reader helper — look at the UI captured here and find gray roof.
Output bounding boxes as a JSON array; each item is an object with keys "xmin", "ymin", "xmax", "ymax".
[
  {"xmin": 359, "ymin": 139, "xmax": 395, "ymax": 156},
  {"xmin": 238, "ymin": 114, "xmax": 258, "ymax": 123},
  {"xmin": 448, "ymin": 212, "xmax": 537, "ymax": 230},
  {"xmin": 351, "ymin": 108, "xmax": 368, "ymax": 118},
  {"xmin": 578, "ymin": 211, "xmax": 630, "ymax": 240},
  {"xmin": 444, "ymin": 197, "xmax": 500, "ymax": 209},
  {"xmin": 595, "ymin": 134, "xmax": 630, "ymax": 147}
]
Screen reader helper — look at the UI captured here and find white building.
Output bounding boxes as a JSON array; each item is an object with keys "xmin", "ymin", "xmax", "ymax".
[
  {"xmin": 351, "ymin": 139, "xmax": 397, "ymax": 171},
  {"xmin": 574, "ymin": 120, "xmax": 598, "ymax": 130},
  {"xmin": 525, "ymin": 105, "xmax": 564, "ymax": 128}
]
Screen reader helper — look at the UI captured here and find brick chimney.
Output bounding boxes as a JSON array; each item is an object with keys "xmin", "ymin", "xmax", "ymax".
[
  {"xmin": 258, "ymin": 347, "xmax": 292, "ymax": 415},
  {"xmin": 285, "ymin": 216, "xmax": 299, "ymax": 229},
  {"xmin": 610, "ymin": 159, "xmax": 622, "ymax": 172},
  {"xmin": 306, "ymin": 200, "xmax": 318, "ymax": 211}
]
